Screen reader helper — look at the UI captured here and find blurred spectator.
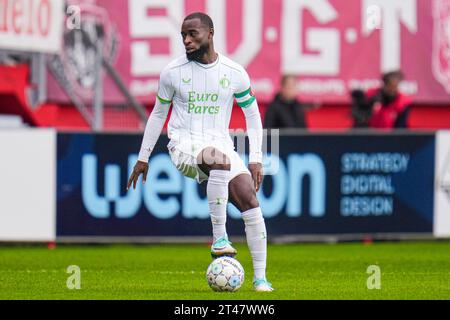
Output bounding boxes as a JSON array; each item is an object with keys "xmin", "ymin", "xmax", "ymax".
[
  {"xmin": 351, "ymin": 70, "xmax": 412, "ymax": 129},
  {"xmin": 350, "ymin": 89, "xmax": 372, "ymax": 128},
  {"xmin": 264, "ymin": 75, "xmax": 318, "ymax": 129}
]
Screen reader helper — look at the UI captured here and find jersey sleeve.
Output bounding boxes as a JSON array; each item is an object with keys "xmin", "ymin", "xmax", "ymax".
[
  {"xmin": 234, "ymin": 68, "xmax": 256, "ymax": 108},
  {"xmin": 156, "ymin": 67, "xmax": 174, "ymax": 104}
]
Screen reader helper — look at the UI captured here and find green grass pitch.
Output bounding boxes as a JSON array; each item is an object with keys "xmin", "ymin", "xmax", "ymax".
[{"xmin": 0, "ymin": 241, "xmax": 449, "ymax": 299}]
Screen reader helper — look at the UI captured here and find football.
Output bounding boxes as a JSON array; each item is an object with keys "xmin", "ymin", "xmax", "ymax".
[{"xmin": 206, "ymin": 256, "xmax": 245, "ymax": 292}]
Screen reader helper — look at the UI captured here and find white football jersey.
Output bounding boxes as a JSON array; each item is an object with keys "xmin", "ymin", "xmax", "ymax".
[{"xmin": 156, "ymin": 53, "xmax": 255, "ymax": 147}]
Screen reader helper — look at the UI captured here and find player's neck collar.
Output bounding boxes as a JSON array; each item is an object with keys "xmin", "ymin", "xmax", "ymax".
[{"xmin": 194, "ymin": 53, "xmax": 220, "ymax": 69}]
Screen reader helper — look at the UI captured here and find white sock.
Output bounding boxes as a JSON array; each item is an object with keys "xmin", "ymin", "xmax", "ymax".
[
  {"xmin": 242, "ymin": 207, "xmax": 267, "ymax": 281},
  {"xmin": 207, "ymin": 170, "xmax": 230, "ymax": 242}
]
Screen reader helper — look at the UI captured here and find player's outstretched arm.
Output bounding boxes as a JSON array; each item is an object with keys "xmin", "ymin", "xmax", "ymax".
[
  {"xmin": 127, "ymin": 98, "xmax": 170, "ymax": 190},
  {"xmin": 242, "ymin": 99, "xmax": 263, "ymax": 192},
  {"xmin": 234, "ymin": 67, "xmax": 263, "ymax": 191}
]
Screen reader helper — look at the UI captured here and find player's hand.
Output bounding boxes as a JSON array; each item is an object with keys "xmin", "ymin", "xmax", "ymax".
[
  {"xmin": 127, "ymin": 160, "xmax": 149, "ymax": 190},
  {"xmin": 248, "ymin": 162, "xmax": 263, "ymax": 192}
]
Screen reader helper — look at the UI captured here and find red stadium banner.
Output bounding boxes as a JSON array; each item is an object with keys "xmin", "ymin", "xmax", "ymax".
[
  {"xmin": 47, "ymin": 0, "xmax": 450, "ymax": 104},
  {"xmin": 0, "ymin": 0, "xmax": 64, "ymax": 53}
]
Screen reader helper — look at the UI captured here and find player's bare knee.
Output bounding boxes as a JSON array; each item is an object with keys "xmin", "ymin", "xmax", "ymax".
[{"xmin": 241, "ymin": 194, "xmax": 259, "ymax": 212}]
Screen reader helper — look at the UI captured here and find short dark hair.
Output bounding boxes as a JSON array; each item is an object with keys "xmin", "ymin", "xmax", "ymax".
[
  {"xmin": 382, "ymin": 70, "xmax": 404, "ymax": 84},
  {"xmin": 281, "ymin": 74, "xmax": 296, "ymax": 87},
  {"xmin": 184, "ymin": 12, "xmax": 214, "ymax": 29}
]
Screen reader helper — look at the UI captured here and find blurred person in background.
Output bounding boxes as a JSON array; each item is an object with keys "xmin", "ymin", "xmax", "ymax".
[
  {"xmin": 264, "ymin": 75, "xmax": 319, "ymax": 129},
  {"xmin": 350, "ymin": 70, "xmax": 412, "ymax": 129}
]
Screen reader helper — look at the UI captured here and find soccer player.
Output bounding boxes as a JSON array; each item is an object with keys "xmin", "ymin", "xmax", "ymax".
[{"xmin": 127, "ymin": 12, "xmax": 273, "ymax": 292}]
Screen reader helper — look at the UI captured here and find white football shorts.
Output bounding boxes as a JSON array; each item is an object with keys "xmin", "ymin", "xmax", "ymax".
[{"xmin": 167, "ymin": 139, "xmax": 250, "ymax": 183}]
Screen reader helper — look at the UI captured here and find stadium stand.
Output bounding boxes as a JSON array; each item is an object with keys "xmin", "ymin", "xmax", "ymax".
[{"xmin": 2, "ymin": 62, "xmax": 450, "ymax": 131}]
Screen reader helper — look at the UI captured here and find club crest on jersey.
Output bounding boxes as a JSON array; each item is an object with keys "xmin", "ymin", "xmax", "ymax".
[
  {"xmin": 182, "ymin": 78, "xmax": 191, "ymax": 84},
  {"xmin": 219, "ymin": 76, "xmax": 230, "ymax": 89},
  {"xmin": 432, "ymin": 0, "xmax": 450, "ymax": 93}
]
